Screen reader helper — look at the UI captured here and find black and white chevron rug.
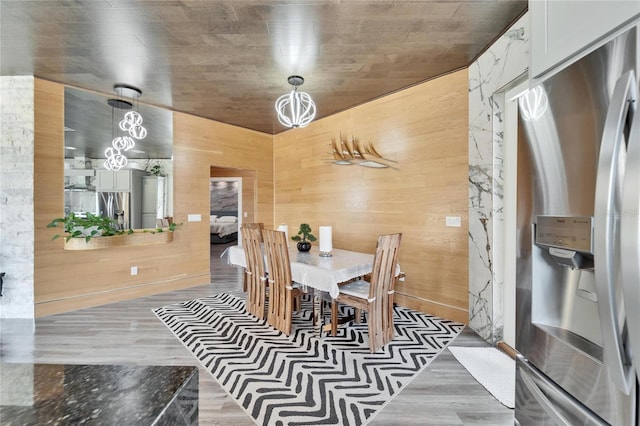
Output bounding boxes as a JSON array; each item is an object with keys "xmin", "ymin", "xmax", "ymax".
[{"xmin": 153, "ymin": 293, "xmax": 463, "ymax": 426}]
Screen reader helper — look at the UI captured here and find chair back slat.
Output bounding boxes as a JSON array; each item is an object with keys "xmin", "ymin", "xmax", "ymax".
[
  {"xmin": 368, "ymin": 233, "xmax": 402, "ymax": 351},
  {"xmin": 242, "ymin": 222, "xmax": 264, "ymax": 242},
  {"xmin": 262, "ymin": 229, "xmax": 295, "ymax": 335},
  {"xmin": 239, "ymin": 223, "xmax": 264, "ymax": 292},
  {"xmin": 241, "ymin": 225, "xmax": 267, "ymax": 319}
]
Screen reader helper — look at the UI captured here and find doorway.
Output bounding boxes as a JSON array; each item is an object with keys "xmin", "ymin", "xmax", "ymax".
[
  {"xmin": 209, "ymin": 166, "xmax": 258, "ymax": 269},
  {"xmin": 209, "ymin": 177, "xmax": 242, "ymax": 246}
]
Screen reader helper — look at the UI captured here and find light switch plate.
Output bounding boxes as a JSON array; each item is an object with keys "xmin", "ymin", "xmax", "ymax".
[
  {"xmin": 130, "ymin": 266, "xmax": 138, "ymax": 276},
  {"xmin": 187, "ymin": 214, "xmax": 202, "ymax": 222},
  {"xmin": 445, "ymin": 216, "xmax": 461, "ymax": 227}
]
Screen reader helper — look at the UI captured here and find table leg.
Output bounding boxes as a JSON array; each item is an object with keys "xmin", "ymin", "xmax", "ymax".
[
  {"xmin": 331, "ymin": 300, "xmax": 338, "ymax": 336},
  {"xmin": 313, "ymin": 290, "xmax": 323, "ymax": 337}
]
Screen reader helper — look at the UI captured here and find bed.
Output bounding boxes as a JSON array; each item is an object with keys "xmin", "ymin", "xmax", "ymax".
[{"xmin": 210, "ymin": 211, "xmax": 238, "ymax": 244}]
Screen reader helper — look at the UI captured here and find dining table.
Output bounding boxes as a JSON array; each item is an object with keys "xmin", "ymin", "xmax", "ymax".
[{"xmin": 222, "ymin": 244, "xmax": 401, "ymax": 335}]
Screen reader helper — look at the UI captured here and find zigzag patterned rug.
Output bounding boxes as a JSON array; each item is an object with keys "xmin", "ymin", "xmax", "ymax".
[{"xmin": 153, "ymin": 293, "xmax": 463, "ymax": 426}]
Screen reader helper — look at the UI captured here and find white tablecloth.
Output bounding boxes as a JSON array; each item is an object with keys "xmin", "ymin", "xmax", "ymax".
[{"xmin": 223, "ymin": 245, "xmax": 380, "ymax": 299}]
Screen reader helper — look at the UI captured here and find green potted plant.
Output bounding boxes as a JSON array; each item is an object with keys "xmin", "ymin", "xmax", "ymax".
[
  {"xmin": 148, "ymin": 164, "xmax": 165, "ymax": 176},
  {"xmin": 47, "ymin": 212, "xmax": 180, "ymax": 250},
  {"xmin": 47, "ymin": 212, "xmax": 128, "ymax": 243},
  {"xmin": 291, "ymin": 223, "xmax": 317, "ymax": 252}
]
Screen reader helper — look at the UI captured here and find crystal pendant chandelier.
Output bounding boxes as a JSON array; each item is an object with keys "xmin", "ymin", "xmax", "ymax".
[
  {"xmin": 275, "ymin": 75, "xmax": 316, "ymax": 128},
  {"xmin": 104, "ymin": 84, "xmax": 147, "ymax": 171}
]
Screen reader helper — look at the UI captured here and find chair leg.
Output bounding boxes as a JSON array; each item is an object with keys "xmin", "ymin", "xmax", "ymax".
[
  {"xmin": 331, "ymin": 300, "xmax": 338, "ymax": 336},
  {"xmin": 368, "ymin": 304, "xmax": 383, "ymax": 353},
  {"xmin": 285, "ymin": 293, "xmax": 292, "ymax": 335},
  {"xmin": 310, "ymin": 289, "xmax": 318, "ymax": 326},
  {"xmin": 385, "ymin": 296, "xmax": 394, "ymax": 345},
  {"xmin": 354, "ymin": 308, "xmax": 362, "ymax": 324}
]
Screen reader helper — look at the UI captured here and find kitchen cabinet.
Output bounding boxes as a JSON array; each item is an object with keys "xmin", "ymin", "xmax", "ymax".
[
  {"xmin": 530, "ymin": 0, "xmax": 640, "ymax": 78},
  {"xmin": 96, "ymin": 170, "xmax": 132, "ymax": 192}
]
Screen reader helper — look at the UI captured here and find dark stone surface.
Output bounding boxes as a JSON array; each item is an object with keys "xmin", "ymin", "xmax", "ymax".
[{"xmin": 0, "ymin": 364, "xmax": 198, "ymax": 425}]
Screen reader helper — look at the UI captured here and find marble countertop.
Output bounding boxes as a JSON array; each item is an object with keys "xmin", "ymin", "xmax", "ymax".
[{"xmin": 0, "ymin": 364, "xmax": 198, "ymax": 425}]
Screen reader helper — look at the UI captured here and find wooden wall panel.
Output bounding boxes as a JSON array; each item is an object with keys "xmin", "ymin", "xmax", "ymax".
[
  {"xmin": 173, "ymin": 112, "xmax": 273, "ymax": 283},
  {"xmin": 175, "ymin": 116, "xmax": 273, "ymax": 225},
  {"xmin": 33, "ymin": 79, "xmax": 273, "ymax": 317},
  {"xmin": 274, "ymin": 70, "xmax": 469, "ymax": 323}
]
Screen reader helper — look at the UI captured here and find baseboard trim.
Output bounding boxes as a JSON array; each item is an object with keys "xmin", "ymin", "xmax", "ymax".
[
  {"xmin": 394, "ymin": 293, "xmax": 468, "ymax": 324},
  {"xmin": 497, "ymin": 341, "xmax": 518, "ymax": 359},
  {"xmin": 35, "ymin": 273, "xmax": 211, "ymax": 317}
]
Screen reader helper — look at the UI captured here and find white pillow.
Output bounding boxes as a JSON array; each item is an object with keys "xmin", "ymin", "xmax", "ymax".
[
  {"xmin": 210, "ymin": 215, "xmax": 218, "ymax": 224},
  {"xmin": 217, "ymin": 216, "xmax": 237, "ymax": 223}
]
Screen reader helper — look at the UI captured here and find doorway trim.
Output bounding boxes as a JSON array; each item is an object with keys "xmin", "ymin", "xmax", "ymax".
[{"xmin": 501, "ymin": 79, "xmax": 530, "ymax": 348}]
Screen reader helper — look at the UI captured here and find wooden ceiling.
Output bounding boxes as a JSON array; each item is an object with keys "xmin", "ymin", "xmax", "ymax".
[{"xmin": 1, "ymin": 0, "xmax": 527, "ymax": 135}]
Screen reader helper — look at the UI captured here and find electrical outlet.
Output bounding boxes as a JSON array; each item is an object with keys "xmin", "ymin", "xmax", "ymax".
[
  {"xmin": 187, "ymin": 214, "xmax": 201, "ymax": 222},
  {"xmin": 445, "ymin": 216, "xmax": 461, "ymax": 227},
  {"xmin": 131, "ymin": 266, "xmax": 138, "ymax": 276}
]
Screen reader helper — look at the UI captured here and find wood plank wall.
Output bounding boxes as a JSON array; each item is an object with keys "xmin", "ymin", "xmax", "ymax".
[
  {"xmin": 33, "ymin": 79, "xmax": 273, "ymax": 316},
  {"xmin": 274, "ymin": 70, "xmax": 469, "ymax": 323},
  {"xmin": 174, "ymin": 113, "xmax": 273, "ymax": 242}
]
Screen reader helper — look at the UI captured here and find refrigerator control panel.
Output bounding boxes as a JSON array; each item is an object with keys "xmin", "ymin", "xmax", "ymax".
[{"xmin": 535, "ymin": 216, "xmax": 593, "ymax": 253}]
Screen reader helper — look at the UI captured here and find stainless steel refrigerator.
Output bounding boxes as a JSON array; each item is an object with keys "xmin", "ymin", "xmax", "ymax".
[
  {"xmin": 98, "ymin": 192, "xmax": 135, "ymax": 230},
  {"xmin": 515, "ymin": 27, "xmax": 639, "ymax": 425}
]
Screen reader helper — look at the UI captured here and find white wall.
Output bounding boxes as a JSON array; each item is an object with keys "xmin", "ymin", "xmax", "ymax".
[
  {"xmin": 0, "ymin": 76, "xmax": 35, "ymax": 318},
  {"xmin": 468, "ymin": 14, "xmax": 529, "ymax": 343}
]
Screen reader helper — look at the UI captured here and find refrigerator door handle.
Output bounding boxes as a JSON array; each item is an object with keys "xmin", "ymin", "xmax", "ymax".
[
  {"xmin": 594, "ymin": 70, "xmax": 636, "ymax": 395},
  {"xmin": 621, "ymin": 79, "xmax": 640, "ymax": 381}
]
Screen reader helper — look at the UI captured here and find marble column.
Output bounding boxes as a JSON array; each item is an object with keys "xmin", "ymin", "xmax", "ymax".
[
  {"xmin": 0, "ymin": 76, "xmax": 35, "ymax": 319},
  {"xmin": 468, "ymin": 15, "xmax": 529, "ymax": 343}
]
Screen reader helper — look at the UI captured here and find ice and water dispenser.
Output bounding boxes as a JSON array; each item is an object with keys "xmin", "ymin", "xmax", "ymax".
[
  {"xmin": 532, "ymin": 215, "xmax": 603, "ymax": 350},
  {"xmin": 535, "ymin": 216, "xmax": 594, "ymax": 271}
]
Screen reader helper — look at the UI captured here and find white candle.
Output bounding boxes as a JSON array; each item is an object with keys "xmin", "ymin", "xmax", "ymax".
[
  {"xmin": 277, "ymin": 224, "xmax": 289, "ymax": 241},
  {"xmin": 319, "ymin": 226, "xmax": 333, "ymax": 253}
]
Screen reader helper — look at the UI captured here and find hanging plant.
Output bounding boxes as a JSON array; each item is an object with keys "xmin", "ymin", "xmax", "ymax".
[{"xmin": 47, "ymin": 212, "xmax": 127, "ymax": 243}]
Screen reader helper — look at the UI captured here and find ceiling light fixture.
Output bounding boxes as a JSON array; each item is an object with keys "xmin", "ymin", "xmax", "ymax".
[
  {"xmin": 275, "ymin": 75, "xmax": 316, "ymax": 128},
  {"xmin": 114, "ymin": 84, "xmax": 147, "ymax": 140},
  {"xmin": 104, "ymin": 84, "xmax": 147, "ymax": 171}
]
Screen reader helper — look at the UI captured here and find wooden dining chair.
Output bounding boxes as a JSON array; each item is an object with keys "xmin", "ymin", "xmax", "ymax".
[
  {"xmin": 262, "ymin": 229, "xmax": 303, "ymax": 335},
  {"xmin": 240, "ymin": 225, "xmax": 267, "ymax": 319},
  {"xmin": 330, "ymin": 233, "xmax": 402, "ymax": 353},
  {"xmin": 240, "ymin": 223, "xmax": 264, "ymax": 292},
  {"xmin": 242, "ymin": 222, "xmax": 265, "ymax": 235}
]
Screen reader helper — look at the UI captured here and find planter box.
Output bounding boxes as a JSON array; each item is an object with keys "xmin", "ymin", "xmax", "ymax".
[{"xmin": 64, "ymin": 230, "xmax": 173, "ymax": 250}]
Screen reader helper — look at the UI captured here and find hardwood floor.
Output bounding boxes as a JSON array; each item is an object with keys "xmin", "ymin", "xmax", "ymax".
[{"xmin": 0, "ymin": 242, "xmax": 513, "ymax": 425}]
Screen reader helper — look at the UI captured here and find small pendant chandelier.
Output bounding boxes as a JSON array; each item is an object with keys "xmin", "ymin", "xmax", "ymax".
[
  {"xmin": 275, "ymin": 75, "xmax": 316, "ymax": 128},
  {"xmin": 104, "ymin": 84, "xmax": 147, "ymax": 171}
]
